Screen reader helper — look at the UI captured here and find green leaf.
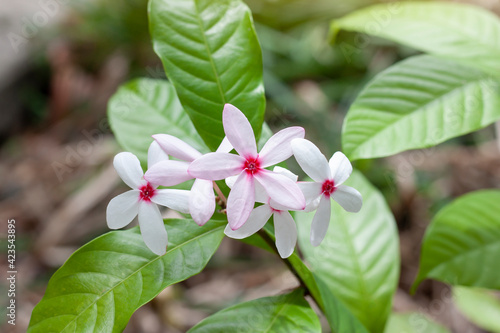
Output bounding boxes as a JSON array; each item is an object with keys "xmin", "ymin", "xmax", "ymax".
[
  {"xmin": 108, "ymin": 78, "xmax": 207, "ymax": 163},
  {"xmin": 149, "ymin": 0, "xmax": 266, "ymax": 150},
  {"xmin": 454, "ymin": 286, "xmax": 500, "ymax": 333},
  {"xmin": 241, "ymin": 229, "xmax": 368, "ymax": 333},
  {"xmin": 314, "ymin": 274, "xmax": 369, "ymax": 333},
  {"xmin": 331, "ymin": 1, "xmax": 500, "ymax": 74},
  {"xmin": 413, "ymin": 190, "xmax": 500, "ymax": 291},
  {"xmin": 384, "ymin": 313, "xmax": 449, "ymax": 333},
  {"xmin": 188, "ymin": 288, "xmax": 321, "ymax": 333},
  {"xmin": 342, "ymin": 55, "xmax": 500, "ymax": 160},
  {"xmin": 28, "ymin": 219, "xmax": 225, "ymax": 333},
  {"xmin": 296, "ymin": 170, "xmax": 399, "ymax": 332}
]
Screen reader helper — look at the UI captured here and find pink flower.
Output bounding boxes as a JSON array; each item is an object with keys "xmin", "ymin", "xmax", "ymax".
[
  {"xmin": 225, "ymin": 167, "xmax": 300, "ymax": 258},
  {"xmin": 106, "ymin": 142, "xmax": 190, "ymax": 255},
  {"xmin": 144, "ymin": 135, "xmax": 232, "ymax": 226},
  {"xmin": 291, "ymin": 138, "xmax": 362, "ymax": 247},
  {"xmin": 188, "ymin": 104, "xmax": 306, "ymax": 230}
]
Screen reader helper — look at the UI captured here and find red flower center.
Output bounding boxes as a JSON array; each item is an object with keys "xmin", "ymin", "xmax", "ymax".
[
  {"xmin": 139, "ymin": 182, "xmax": 156, "ymax": 202},
  {"xmin": 243, "ymin": 157, "xmax": 261, "ymax": 175},
  {"xmin": 321, "ymin": 180, "xmax": 336, "ymax": 197}
]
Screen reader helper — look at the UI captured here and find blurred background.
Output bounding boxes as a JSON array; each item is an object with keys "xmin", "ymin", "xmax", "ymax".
[{"xmin": 1, "ymin": 0, "xmax": 500, "ymax": 332}]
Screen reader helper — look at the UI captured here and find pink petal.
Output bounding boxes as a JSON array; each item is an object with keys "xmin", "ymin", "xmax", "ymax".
[
  {"xmin": 254, "ymin": 170, "xmax": 305, "ymax": 211},
  {"xmin": 113, "ymin": 152, "xmax": 144, "ymax": 189},
  {"xmin": 153, "ymin": 134, "xmax": 202, "ymax": 162},
  {"xmin": 259, "ymin": 127, "xmax": 305, "ymax": 167},
  {"xmin": 310, "ymin": 196, "xmax": 331, "ymax": 247},
  {"xmin": 226, "ymin": 173, "xmax": 255, "ymax": 230},
  {"xmin": 148, "ymin": 140, "xmax": 169, "ymax": 169},
  {"xmin": 138, "ymin": 202, "xmax": 168, "ymax": 255},
  {"xmin": 188, "ymin": 152, "xmax": 244, "ymax": 180},
  {"xmin": 151, "ymin": 189, "xmax": 190, "ymax": 214},
  {"xmin": 189, "ymin": 179, "xmax": 216, "ymax": 226},
  {"xmin": 144, "ymin": 160, "xmax": 192, "ymax": 186},
  {"xmin": 329, "ymin": 152, "xmax": 352, "ymax": 186},
  {"xmin": 291, "ymin": 138, "xmax": 331, "ymax": 182},
  {"xmin": 224, "ymin": 204, "xmax": 272, "ymax": 239},
  {"xmin": 106, "ymin": 190, "xmax": 140, "ymax": 229},
  {"xmin": 274, "ymin": 211, "xmax": 297, "ymax": 258},
  {"xmin": 216, "ymin": 136, "xmax": 233, "ymax": 153},
  {"xmin": 223, "ymin": 104, "xmax": 257, "ymax": 158},
  {"xmin": 332, "ymin": 185, "xmax": 363, "ymax": 213}
]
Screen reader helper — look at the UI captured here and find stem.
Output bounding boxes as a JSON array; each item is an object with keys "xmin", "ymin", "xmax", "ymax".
[
  {"xmin": 257, "ymin": 230, "xmax": 304, "ymax": 286},
  {"xmin": 212, "ymin": 181, "xmax": 227, "ymax": 208},
  {"xmin": 257, "ymin": 229, "xmax": 325, "ymax": 313}
]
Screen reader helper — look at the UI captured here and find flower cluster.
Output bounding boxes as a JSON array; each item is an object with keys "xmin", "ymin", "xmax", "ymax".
[{"xmin": 107, "ymin": 104, "xmax": 362, "ymax": 257}]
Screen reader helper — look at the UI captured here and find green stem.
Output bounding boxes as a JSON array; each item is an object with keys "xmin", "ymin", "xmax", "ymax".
[{"xmin": 257, "ymin": 229, "xmax": 325, "ymax": 313}]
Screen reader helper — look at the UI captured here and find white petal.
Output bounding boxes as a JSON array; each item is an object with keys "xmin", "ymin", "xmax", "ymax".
[
  {"xmin": 254, "ymin": 180, "xmax": 269, "ymax": 204},
  {"xmin": 113, "ymin": 152, "xmax": 144, "ymax": 189},
  {"xmin": 138, "ymin": 203, "xmax": 168, "ymax": 255},
  {"xmin": 310, "ymin": 196, "xmax": 331, "ymax": 247},
  {"xmin": 153, "ymin": 134, "xmax": 202, "ymax": 162},
  {"xmin": 189, "ymin": 179, "xmax": 216, "ymax": 226},
  {"xmin": 332, "ymin": 185, "xmax": 363, "ymax": 213},
  {"xmin": 223, "ymin": 104, "xmax": 257, "ymax": 157},
  {"xmin": 291, "ymin": 139, "xmax": 331, "ymax": 182},
  {"xmin": 259, "ymin": 127, "xmax": 305, "ymax": 167},
  {"xmin": 106, "ymin": 190, "xmax": 140, "ymax": 229},
  {"xmin": 225, "ymin": 175, "xmax": 238, "ymax": 189},
  {"xmin": 144, "ymin": 160, "xmax": 192, "ymax": 186},
  {"xmin": 254, "ymin": 170, "xmax": 305, "ymax": 211},
  {"xmin": 226, "ymin": 173, "xmax": 255, "ymax": 230},
  {"xmin": 329, "ymin": 151, "xmax": 353, "ymax": 186},
  {"xmin": 272, "ymin": 166, "xmax": 298, "ymax": 182},
  {"xmin": 151, "ymin": 189, "xmax": 190, "ymax": 214},
  {"xmin": 304, "ymin": 196, "xmax": 321, "ymax": 213},
  {"xmin": 224, "ymin": 205, "xmax": 272, "ymax": 239},
  {"xmin": 274, "ymin": 211, "xmax": 297, "ymax": 258},
  {"xmin": 297, "ymin": 182, "xmax": 322, "ymax": 205},
  {"xmin": 148, "ymin": 140, "xmax": 169, "ymax": 169},
  {"xmin": 216, "ymin": 136, "xmax": 233, "ymax": 153}
]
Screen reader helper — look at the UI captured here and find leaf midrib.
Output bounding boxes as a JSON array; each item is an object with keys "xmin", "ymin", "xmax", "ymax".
[
  {"xmin": 262, "ymin": 292, "xmax": 297, "ymax": 332},
  {"xmin": 423, "ymin": 239, "xmax": 500, "ymax": 286},
  {"xmin": 40, "ymin": 225, "xmax": 224, "ymax": 333},
  {"xmin": 348, "ymin": 71, "xmax": 493, "ymax": 157},
  {"xmin": 193, "ymin": 1, "xmax": 226, "ymax": 106}
]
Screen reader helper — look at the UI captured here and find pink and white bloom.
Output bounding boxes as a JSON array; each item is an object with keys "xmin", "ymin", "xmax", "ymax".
[
  {"xmin": 291, "ymin": 138, "xmax": 362, "ymax": 247},
  {"xmin": 106, "ymin": 142, "xmax": 190, "ymax": 255},
  {"xmin": 144, "ymin": 135, "xmax": 232, "ymax": 226},
  {"xmin": 225, "ymin": 167, "xmax": 300, "ymax": 258},
  {"xmin": 188, "ymin": 104, "xmax": 306, "ymax": 230}
]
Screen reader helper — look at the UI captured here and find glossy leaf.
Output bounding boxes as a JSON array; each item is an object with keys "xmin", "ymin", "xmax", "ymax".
[
  {"xmin": 413, "ymin": 190, "xmax": 500, "ymax": 291},
  {"xmin": 296, "ymin": 170, "xmax": 399, "ymax": 332},
  {"xmin": 108, "ymin": 78, "xmax": 207, "ymax": 163},
  {"xmin": 238, "ymin": 225, "xmax": 368, "ymax": 333},
  {"xmin": 314, "ymin": 274, "xmax": 369, "ymax": 333},
  {"xmin": 342, "ymin": 55, "xmax": 500, "ymax": 160},
  {"xmin": 454, "ymin": 286, "xmax": 500, "ymax": 333},
  {"xmin": 331, "ymin": 1, "xmax": 500, "ymax": 74},
  {"xmin": 149, "ymin": 0, "xmax": 266, "ymax": 150},
  {"xmin": 384, "ymin": 313, "xmax": 449, "ymax": 333},
  {"xmin": 188, "ymin": 288, "xmax": 321, "ymax": 332},
  {"xmin": 28, "ymin": 219, "xmax": 225, "ymax": 333}
]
